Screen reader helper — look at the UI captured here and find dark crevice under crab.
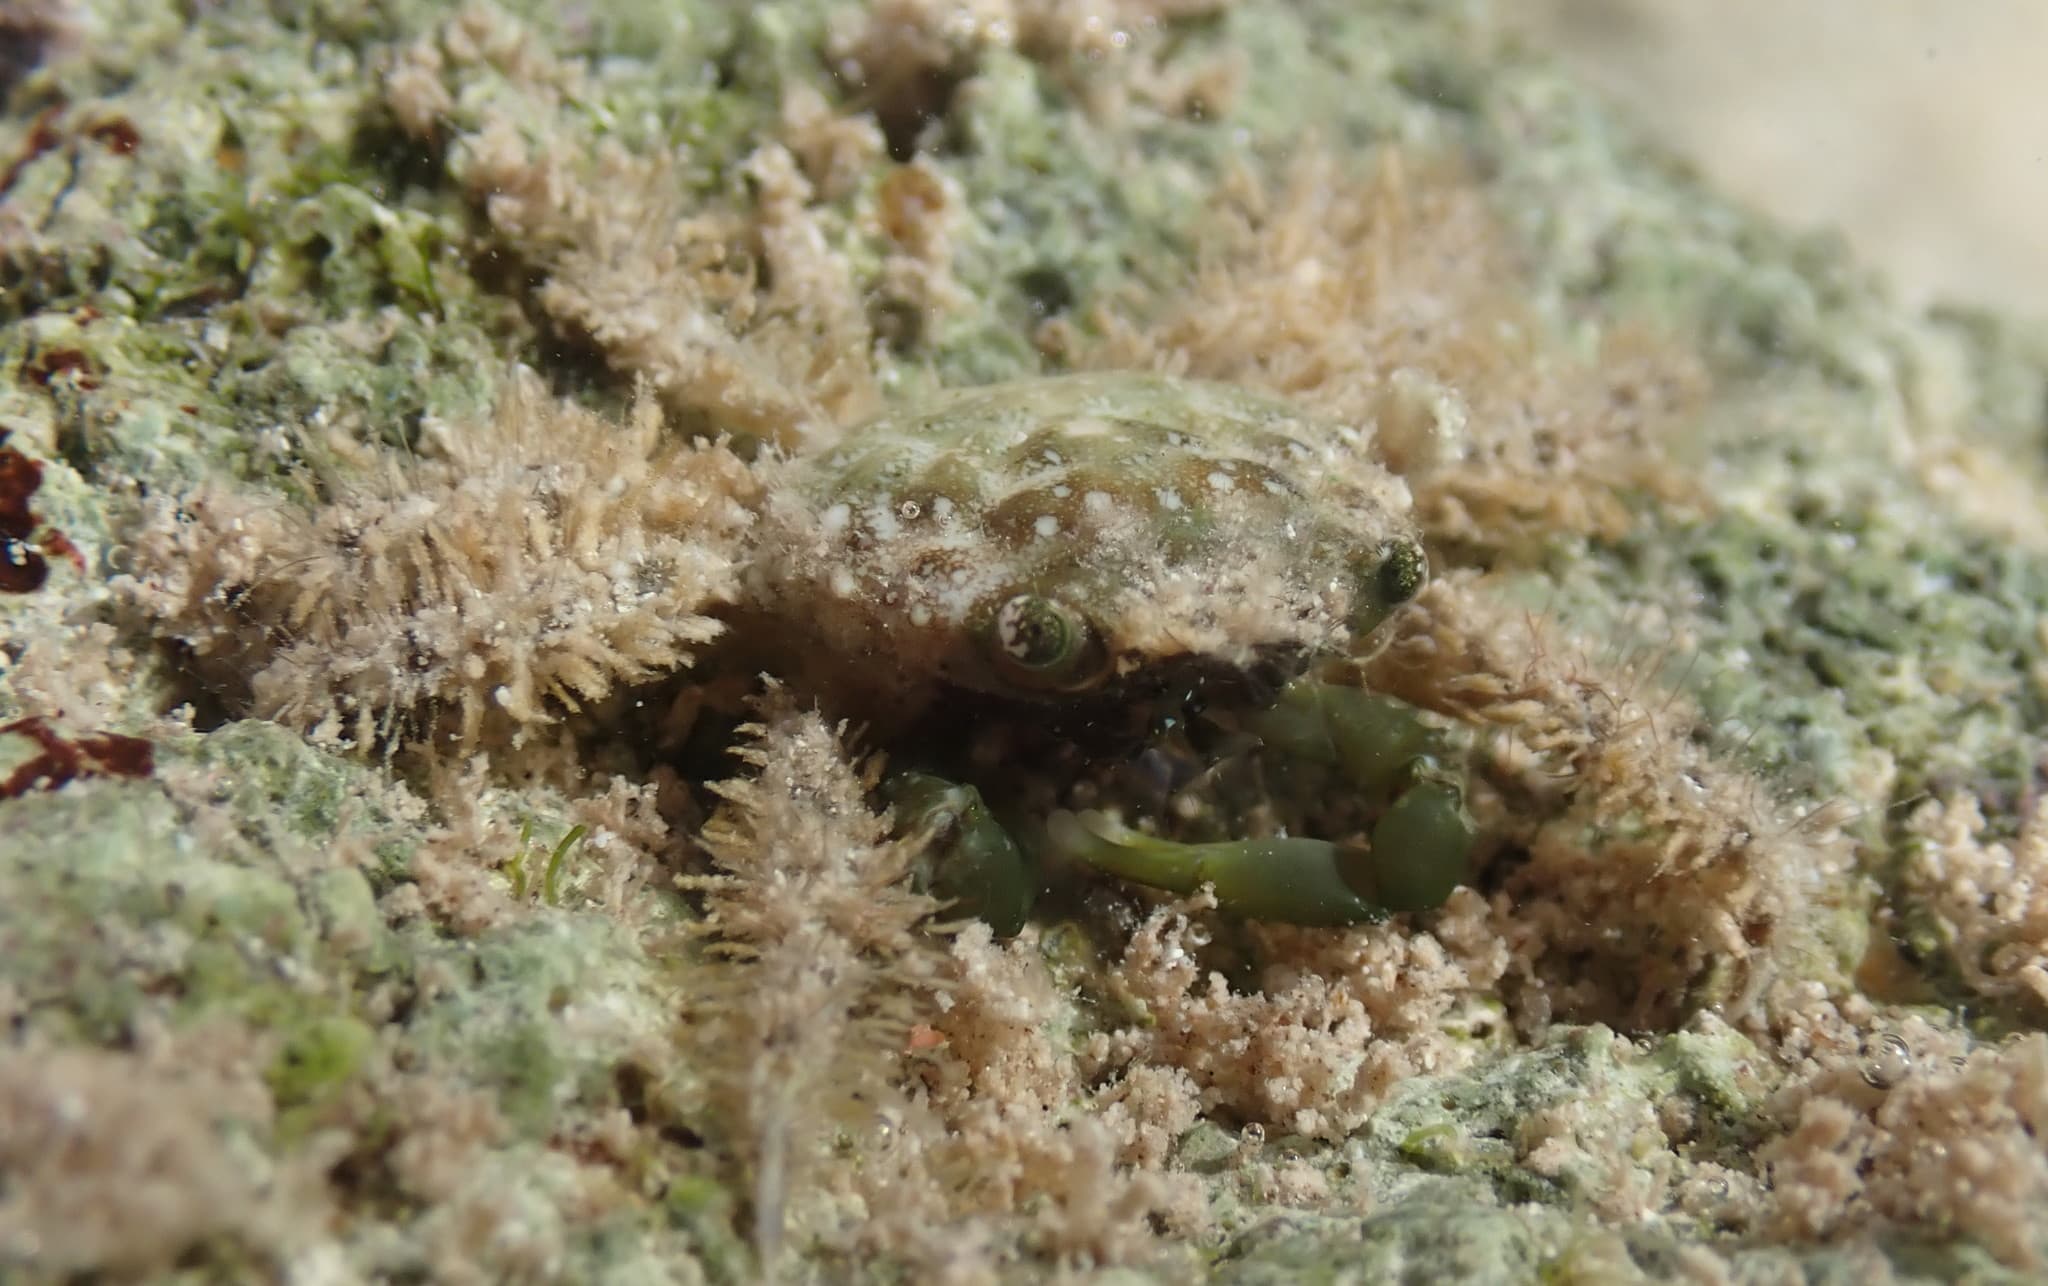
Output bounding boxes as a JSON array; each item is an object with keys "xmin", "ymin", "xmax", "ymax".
[{"xmin": 726, "ymin": 371, "xmax": 1479, "ymax": 935}]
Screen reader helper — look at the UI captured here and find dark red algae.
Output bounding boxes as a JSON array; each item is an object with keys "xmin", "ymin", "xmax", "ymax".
[{"xmin": 0, "ymin": 716, "xmax": 154, "ymax": 798}]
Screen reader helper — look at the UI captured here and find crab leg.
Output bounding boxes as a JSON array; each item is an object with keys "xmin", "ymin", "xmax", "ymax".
[{"xmin": 1046, "ymin": 810, "xmax": 1391, "ymax": 925}]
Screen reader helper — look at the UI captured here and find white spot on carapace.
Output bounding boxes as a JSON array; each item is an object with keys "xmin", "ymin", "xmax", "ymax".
[
  {"xmin": 950, "ymin": 568, "xmax": 972, "ymax": 585},
  {"xmin": 820, "ymin": 503, "xmax": 852, "ymax": 533},
  {"xmin": 909, "ymin": 604, "xmax": 933, "ymax": 627},
  {"xmin": 1207, "ymin": 470, "xmax": 1235, "ymax": 492},
  {"xmin": 932, "ymin": 496, "xmax": 956, "ymax": 524},
  {"xmin": 1157, "ymin": 488, "xmax": 1184, "ymax": 511},
  {"xmin": 1033, "ymin": 514, "xmax": 1060, "ymax": 538},
  {"xmin": 1083, "ymin": 490, "xmax": 1113, "ymax": 513},
  {"xmin": 829, "ymin": 568, "xmax": 858, "ymax": 598},
  {"xmin": 1062, "ymin": 416, "xmax": 1116, "ymax": 438},
  {"xmin": 1041, "ymin": 448, "xmax": 1064, "ymax": 465},
  {"xmin": 1050, "ymin": 483, "xmax": 1072, "ymax": 499}
]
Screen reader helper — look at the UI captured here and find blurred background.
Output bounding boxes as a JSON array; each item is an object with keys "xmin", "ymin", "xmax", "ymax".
[{"xmin": 1519, "ymin": 0, "xmax": 2048, "ymax": 317}]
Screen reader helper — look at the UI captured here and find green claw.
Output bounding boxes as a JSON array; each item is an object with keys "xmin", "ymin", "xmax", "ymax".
[
  {"xmin": 888, "ymin": 771, "xmax": 1036, "ymax": 936},
  {"xmin": 887, "ymin": 680, "xmax": 1476, "ymax": 933},
  {"xmin": 1350, "ymin": 774, "xmax": 1477, "ymax": 913},
  {"xmin": 1245, "ymin": 680, "xmax": 1435, "ymax": 792},
  {"xmin": 1254, "ymin": 678, "xmax": 1478, "ymax": 914},
  {"xmin": 1045, "ymin": 678, "xmax": 1478, "ymax": 925},
  {"xmin": 1045, "ymin": 810, "xmax": 1389, "ymax": 926}
]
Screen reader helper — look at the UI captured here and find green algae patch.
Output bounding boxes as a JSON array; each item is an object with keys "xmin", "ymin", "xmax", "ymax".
[
  {"xmin": 179, "ymin": 720, "xmax": 419, "ymax": 887},
  {"xmin": 0, "ymin": 719, "xmax": 713, "ymax": 1277},
  {"xmin": 0, "ymin": 1, "xmax": 520, "ymax": 483},
  {"xmin": 0, "ymin": 737, "xmax": 405, "ymax": 1101},
  {"xmin": 664, "ymin": 1173, "xmax": 754, "ymax": 1285},
  {"xmin": 0, "ymin": 781, "xmax": 306, "ymax": 1042},
  {"xmin": 267, "ymin": 1011, "xmax": 376, "ymax": 1112},
  {"xmin": 397, "ymin": 911, "xmax": 685, "ymax": 1138},
  {"xmin": 1650, "ymin": 1021, "xmax": 1769, "ymax": 1152},
  {"xmin": 1360, "ymin": 1027, "xmax": 1661, "ymax": 1207},
  {"xmin": 1570, "ymin": 494, "xmax": 2048, "ymax": 813},
  {"xmin": 306, "ymin": 865, "xmax": 398, "ymax": 971},
  {"xmin": 1215, "ymin": 1205, "xmax": 1553, "ymax": 1286}
]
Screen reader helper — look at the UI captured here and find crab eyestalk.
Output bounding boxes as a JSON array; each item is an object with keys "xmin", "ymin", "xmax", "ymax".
[{"xmin": 1349, "ymin": 537, "xmax": 1429, "ymax": 639}]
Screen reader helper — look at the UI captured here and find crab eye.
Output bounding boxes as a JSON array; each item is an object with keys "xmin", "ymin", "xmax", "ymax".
[
  {"xmin": 986, "ymin": 593, "xmax": 1109, "ymax": 692},
  {"xmin": 1377, "ymin": 538, "xmax": 1428, "ymax": 606},
  {"xmin": 1350, "ymin": 538, "xmax": 1429, "ymax": 638}
]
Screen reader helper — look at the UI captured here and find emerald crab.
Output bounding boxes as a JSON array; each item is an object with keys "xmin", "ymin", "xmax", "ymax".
[{"xmin": 738, "ymin": 372, "xmax": 1477, "ymax": 935}]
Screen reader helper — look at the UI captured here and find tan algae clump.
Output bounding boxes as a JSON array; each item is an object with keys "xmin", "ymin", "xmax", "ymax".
[{"xmin": 122, "ymin": 373, "xmax": 755, "ymax": 753}]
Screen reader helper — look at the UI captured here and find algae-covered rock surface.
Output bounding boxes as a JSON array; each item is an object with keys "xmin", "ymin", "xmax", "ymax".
[{"xmin": 5, "ymin": 2, "xmax": 2048, "ymax": 1282}]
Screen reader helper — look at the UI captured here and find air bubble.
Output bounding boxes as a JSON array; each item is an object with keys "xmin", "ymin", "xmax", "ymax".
[{"xmin": 1860, "ymin": 1032, "xmax": 1912, "ymax": 1089}]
